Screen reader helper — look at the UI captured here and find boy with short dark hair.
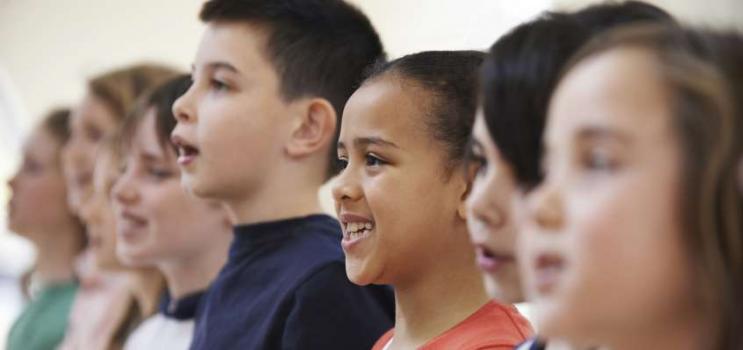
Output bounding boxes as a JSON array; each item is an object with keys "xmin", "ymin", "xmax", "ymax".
[{"xmin": 171, "ymin": 0, "xmax": 393, "ymax": 348}]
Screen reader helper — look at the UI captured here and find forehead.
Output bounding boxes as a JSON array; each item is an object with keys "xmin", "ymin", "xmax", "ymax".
[
  {"xmin": 130, "ymin": 110, "xmax": 163, "ymax": 152},
  {"xmin": 340, "ymin": 77, "xmax": 431, "ymax": 146},
  {"xmin": 74, "ymin": 94, "xmax": 117, "ymax": 126},
  {"xmin": 547, "ymin": 47, "xmax": 671, "ymax": 142},
  {"xmin": 25, "ymin": 127, "xmax": 59, "ymax": 158},
  {"xmin": 196, "ymin": 22, "xmax": 271, "ymax": 73}
]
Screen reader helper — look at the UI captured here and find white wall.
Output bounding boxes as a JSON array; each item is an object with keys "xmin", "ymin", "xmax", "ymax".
[{"xmin": 0, "ymin": 0, "xmax": 741, "ymax": 345}]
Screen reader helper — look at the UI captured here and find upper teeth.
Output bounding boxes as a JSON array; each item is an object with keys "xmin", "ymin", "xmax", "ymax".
[{"xmin": 347, "ymin": 222, "xmax": 373, "ymax": 233}]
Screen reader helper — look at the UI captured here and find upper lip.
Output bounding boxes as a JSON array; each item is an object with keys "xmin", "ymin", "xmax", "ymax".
[
  {"xmin": 474, "ymin": 244, "xmax": 515, "ymax": 261},
  {"xmin": 117, "ymin": 209, "xmax": 147, "ymax": 228},
  {"xmin": 171, "ymin": 133, "xmax": 199, "ymax": 157}
]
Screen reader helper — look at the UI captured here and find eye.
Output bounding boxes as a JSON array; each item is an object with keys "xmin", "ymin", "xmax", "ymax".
[
  {"xmin": 467, "ymin": 152, "xmax": 487, "ymax": 177},
  {"xmin": 336, "ymin": 157, "xmax": 348, "ymax": 171},
  {"xmin": 148, "ymin": 167, "xmax": 175, "ymax": 180},
  {"xmin": 582, "ymin": 147, "xmax": 620, "ymax": 172},
  {"xmin": 85, "ymin": 125, "xmax": 104, "ymax": 142},
  {"xmin": 210, "ymin": 79, "xmax": 230, "ymax": 92},
  {"xmin": 365, "ymin": 154, "xmax": 386, "ymax": 167}
]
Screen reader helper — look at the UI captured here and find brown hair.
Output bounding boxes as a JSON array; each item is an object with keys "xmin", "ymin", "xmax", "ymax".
[
  {"xmin": 119, "ymin": 75, "xmax": 191, "ymax": 156},
  {"xmin": 88, "ymin": 63, "xmax": 180, "ymax": 121},
  {"xmin": 564, "ymin": 24, "xmax": 742, "ymax": 349}
]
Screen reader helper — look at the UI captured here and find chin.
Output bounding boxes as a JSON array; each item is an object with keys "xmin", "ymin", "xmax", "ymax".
[
  {"xmin": 345, "ymin": 262, "xmax": 379, "ymax": 286},
  {"xmin": 484, "ymin": 275, "xmax": 523, "ymax": 304}
]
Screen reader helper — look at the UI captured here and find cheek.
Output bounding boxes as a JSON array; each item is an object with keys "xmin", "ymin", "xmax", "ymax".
[{"xmin": 147, "ymin": 184, "xmax": 204, "ymax": 239}]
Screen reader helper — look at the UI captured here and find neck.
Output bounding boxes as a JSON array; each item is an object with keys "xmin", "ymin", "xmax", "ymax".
[
  {"xmin": 604, "ymin": 308, "xmax": 705, "ymax": 350},
  {"xmin": 390, "ymin": 229, "xmax": 489, "ymax": 349},
  {"xmin": 158, "ymin": 241, "xmax": 228, "ymax": 299},
  {"xmin": 227, "ymin": 177, "xmax": 324, "ymax": 225},
  {"xmin": 32, "ymin": 225, "xmax": 80, "ymax": 285},
  {"xmin": 126, "ymin": 268, "xmax": 163, "ymax": 318}
]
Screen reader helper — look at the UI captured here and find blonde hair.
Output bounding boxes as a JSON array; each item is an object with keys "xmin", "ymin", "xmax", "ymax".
[{"xmin": 88, "ymin": 63, "xmax": 179, "ymax": 120}]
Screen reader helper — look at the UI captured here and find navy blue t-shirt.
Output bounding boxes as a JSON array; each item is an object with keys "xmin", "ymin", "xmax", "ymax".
[{"xmin": 189, "ymin": 214, "xmax": 394, "ymax": 350}]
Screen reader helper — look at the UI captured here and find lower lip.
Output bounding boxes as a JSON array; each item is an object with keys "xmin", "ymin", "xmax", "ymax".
[
  {"xmin": 476, "ymin": 251, "xmax": 514, "ymax": 273},
  {"xmin": 178, "ymin": 154, "xmax": 196, "ymax": 166},
  {"xmin": 534, "ymin": 266, "xmax": 562, "ymax": 294},
  {"xmin": 341, "ymin": 229, "xmax": 373, "ymax": 251},
  {"xmin": 117, "ymin": 221, "xmax": 146, "ymax": 241}
]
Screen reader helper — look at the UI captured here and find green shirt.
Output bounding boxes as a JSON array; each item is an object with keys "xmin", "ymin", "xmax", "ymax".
[{"xmin": 7, "ymin": 281, "xmax": 78, "ymax": 350}]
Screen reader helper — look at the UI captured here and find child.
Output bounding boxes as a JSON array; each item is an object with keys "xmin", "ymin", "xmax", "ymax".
[
  {"xmin": 59, "ymin": 63, "xmax": 177, "ymax": 350},
  {"xmin": 63, "ymin": 136, "xmax": 164, "ymax": 350},
  {"xmin": 468, "ymin": 4, "xmax": 673, "ymax": 349},
  {"xmin": 520, "ymin": 24, "xmax": 742, "ymax": 350},
  {"xmin": 171, "ymin": 0, "xmax": 393, "ymax": 348},
  {"xmin": 63, "ymin": 64, "xmax": 177, "ymax": 212},
  {"xmin": 6, "ymin": 109, "xmax": 84, "ymax": 350},
  {"xmin": 333, "ymin": 50, "xmax": 532, "ymax": 350},
  {"xmin": 113, "ymin": 75, "xmax": 233, "ymax": 349}
]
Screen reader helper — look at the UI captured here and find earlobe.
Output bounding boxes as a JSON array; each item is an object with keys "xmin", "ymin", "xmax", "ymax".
[{"xmin": 285, "ymin": 98, "xmax": 337, "ymax": 158}]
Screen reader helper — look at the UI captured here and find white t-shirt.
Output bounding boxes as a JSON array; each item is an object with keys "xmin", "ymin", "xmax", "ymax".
[{"xmin": 124, "ymin": 313, "xmax": 195, "ymax": 350}]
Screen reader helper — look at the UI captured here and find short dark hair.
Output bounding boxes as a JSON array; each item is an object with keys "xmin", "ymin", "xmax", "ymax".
[
  {"xmin": 199, "ymin": 0, "xmax": 385, "ymax": 178},
  {"xmin": 120, "ymin": 75, "xmax": 192, "ymax": 155},
  {"xmin": 481, "ymin": 1, "xmax": 674, "ymax": 190},
  {"xmin": 364, "ymin": 50, "xmax": 485, "ymax": 177}
]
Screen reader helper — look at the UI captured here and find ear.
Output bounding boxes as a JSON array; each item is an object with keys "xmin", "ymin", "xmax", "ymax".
[
  {"xmin": 457, "ymin": 162, "xmax": 480, "ymax": 221},
  {"xmin": 285, "ymin": 98, "xmax": 337, "ymax": 158}
]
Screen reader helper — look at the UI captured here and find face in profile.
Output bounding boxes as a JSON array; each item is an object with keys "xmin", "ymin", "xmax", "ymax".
[
  {"xmin": 8, "ymin": 126, "xmax": 71, "ymax": 239},
  {"xmin": 333, "ymin": 77, "xmax": 470, "ymax": 286},
  {"xmin": 465, "ymin": 112, "xmax": 523, "ymax": 303},
  {"xmin": 172, "ymin": 22, "xmax": 298, "ymax": 202},
  {"xmin": 62, "ymin": 94, "xmax": 119, "ymax": 212},
  {"xmin": 79, "ymin": 146, "xmax": 124, "ymax": 271},
  {"xmin": 519, "ymin": 47, "xmax": 696, "ymax": 343},
  {"xmin": 113, "ymin": 110, "xmax": 230, "ymax": 267}
]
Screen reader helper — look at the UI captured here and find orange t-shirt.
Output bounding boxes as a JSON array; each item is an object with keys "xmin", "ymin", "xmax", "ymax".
[{"xmin": 371, "ymin": 301, "xmax": 533, "ymax": 350}]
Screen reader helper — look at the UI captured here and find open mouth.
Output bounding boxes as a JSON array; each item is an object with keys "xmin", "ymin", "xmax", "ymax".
[
  {"xmin": 117, "ymin": 211, "xmax": 148, "ymax": 240},
  {"xmin": 344, "ymin": 221, "xmax": 375, "ymax": 241},
  {"xmin": 475, "ymin": 245, "xmax": 515, "ymax": 272},
  {"xmin": 171, "ymin": 135, "xmax": 200, "ymax": 165},
  {"xmin": 534, "ymin": 253, "xmax": 565, "ymax": 294}
]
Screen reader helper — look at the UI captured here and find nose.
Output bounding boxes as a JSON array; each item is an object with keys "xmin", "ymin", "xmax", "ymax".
[
  {"xmin": 172, "ymin": 84, "xmax": 196, "ymax": 124},
  {"xmin": 527, "ymin": 183, "xmax": 564, "ymax": 231},
  {"xmin": 466, "ymin": 175, "xmax": 503, "ymax": 229},
  {"xmin": 331, "ymin": 164, "xmax": 362, "ymax": 204},
  {"xmin": 111, "ymin": 167, "xmax": 138, "ymax": 206}
]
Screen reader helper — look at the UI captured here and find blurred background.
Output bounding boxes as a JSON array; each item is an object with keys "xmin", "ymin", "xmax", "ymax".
[{"xmin": 1, "ymin": 0, "xmax": 741, "ymax": 346}]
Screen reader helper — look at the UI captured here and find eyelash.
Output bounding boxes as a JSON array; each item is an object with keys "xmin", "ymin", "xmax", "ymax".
[
  {"xmin": 209, "ymin": 78, "xmax": 230, "ymax": 92},
  {"xmin": 581, "ymin": 148, "xmax": 620, "ymax": 172},
  {"xmin": 335, "ymin": 153, "xmax": 388, "ymax": 171},
  {"xmin": 148, "ymin": 167, "xmax": 174, "ymax": 180},
  {"xmin": 365, "ymin": 153, "xmax": 386, "ymax": 167},
  {"xmin": 466, "ymin": 150, "xmax": 487, "ymax": 176}
]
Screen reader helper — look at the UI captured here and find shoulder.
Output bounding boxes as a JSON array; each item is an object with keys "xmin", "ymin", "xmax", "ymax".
[
  {"xmin": 371, "ymin": 329, "xmax": 394, "ymax": 350},
  {"xmin": 425, "ymin": 301, "xmax": 533, "ymax": 350}
]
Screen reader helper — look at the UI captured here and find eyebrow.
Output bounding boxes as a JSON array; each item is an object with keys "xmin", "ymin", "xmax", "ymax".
[
  {"xmin": 338, "ymin": 136, "xmax": 400, "ymax": 151},
  {"xmin": 575, "ymin": 126, "xmax": 632, "ymax": 145},
  {"xmin": 192, "ymin": 61, "xmax": 240, "ymax": 75},
  {"xmin": 206, "ymin": 61, "xmax": 239, "ymax": 74},
  {"xmin": 138, "ymin": 150, "xmax": 168, "ymax": 164}
]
